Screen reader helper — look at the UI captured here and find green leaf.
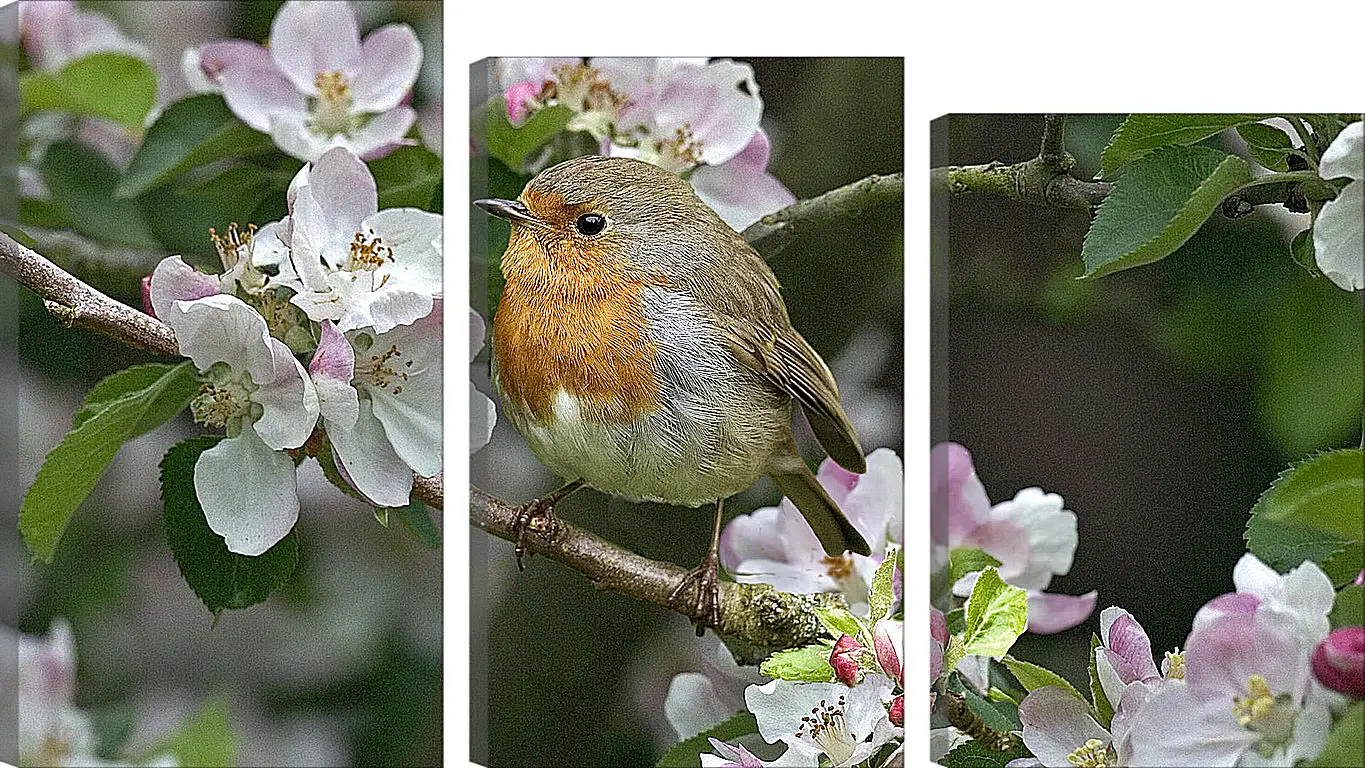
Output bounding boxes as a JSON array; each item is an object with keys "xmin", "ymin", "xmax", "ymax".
[
  {"xmin": 20, "ymin": 362, "xmax": 198, "ymax": 562},
  {"xmin": 395, "ymin": 502, "xmax": 442, "ymax": 549},
  {"xmin": 942, "ymin": 739, "xmax": 1031, "ymax": 768},
  {"xmin": 945, "ymin": 607, "xmax": 965, "ymax": 634},
  {"xmin": 1100, "ymin": 114, "xmax": 1267, "ymax": 178},
  {"xmin": 869, "ymin": 546, "xmax": 900, "ymax": 620},
  {"xmin": 1309, "ymin": 701, "xmax": 1363, "ymax": 768},
  {"xmin": 369, "ymin": 145, "xmax": 443, "ymax": 210},
  {"xmin": 963, "ymin": 685, "xmax": 1020, "ymax": 730},
  {"xmin": 1088, "ymin": 633, "xmax": 1114, "ymax": 729},
  {"xmin": 484, "ymin": 97, "xmax": 574, "ymax": 171},
  {"xmin": 161, "ymin": 436, "xmax": 300, "ymax": 614},
  {"xmin": 951, "ymin": 546, "xmax": 1003, "ymax": 583},
  {"xmin": 1001, "ymin": 655, "xmax": 1085, "ymax": 702},
  {"xmin": 40, "ymin": 141, "xmax": 159, "ymax": 249},
  {"xmin": 962, "ymin": 567, "xmax": 1028, "ymax": 658},
  {"xmin": 74, "ymin": 363, "xmax": 193, "ymax": 429},
  {"xmin": 655, "ymin": 711, "xmax": 758, "ymax": 768},
  {"xmin": 1331, "ymin": 584, "xmax": 1364, "ymax": 629},
  {"xmin": 1290, "ymin": 228, "xmax": 1320, "ymax": 276},
  {"xmin": 813, "ymin": 606, "xmax": 866, "ymax": 641},
  {"xmin": 0, "ymin": 223, "xmax": 37, "ymax": 248},
  {"xmin": 138, "ymin": 164, "xmax": 272, "ymax": 258},
  {"xmin": 1236, "ymin": 123, "xmax": 1295, "ymax": 172},
  {"xmin": 118, "ymin": 94, "xmax": 276, "ymax": 198},
  {"xmin": 1081, "ymin": 146, "xmax": 1255, "ymax": 279},
  {"xmin": 759, "ymin": 644, "xmax": 835, "ymax": 683},
  {"xmin": 21, "ymin": 53, "xmax": 157, "ymax": 129},
  {"xmin": 138, "ymin": 694, "xmax": 237, "ymax": 767},
  {"xmin": 1246, "ymin": 449, "xmax": 1365, "ymax": 585}
]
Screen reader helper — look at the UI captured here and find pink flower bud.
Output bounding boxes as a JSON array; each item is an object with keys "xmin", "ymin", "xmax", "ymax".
[
  {"xmin": 141, "ymin": 275, "xmax": 156, "ymax": 318},
  {"xmin": 888, "ymin": 694, "xmax": 904, "ymax": 726},
  {"xmin": 504, "ymin": 81, "xmax": 541, "ymax": 125},
  {"xmin": 875, "ymin": 619, "xmax": 903, "ymax": 683},
  {"xmin": 830, "ymin": 633, "xmax": 863, "ymax": 686},
  {"xmin": 930, "ymin": 609, "xmax": 948, "ymax": 647},
  {"xmin": 1312, "ymin": 627, "xmax": 1364, "ymax": 698}
]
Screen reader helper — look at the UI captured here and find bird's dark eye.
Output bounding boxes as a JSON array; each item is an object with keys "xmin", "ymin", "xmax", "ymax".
[{"xmin": 575, "ymin": 213, "xmax": 607, "ymax": 236}]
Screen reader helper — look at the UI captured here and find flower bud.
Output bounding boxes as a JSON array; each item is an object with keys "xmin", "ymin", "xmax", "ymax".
[
  {"xmin": 140, "ymin": 275, "xmax": 156, "ymax": 318},
  {"xmin": 888, "ymin": 694, "xmax": 904, "ymax": 726},
  {"xmin": 1312, "ymin": 627, "xmax": 1364, "ymax": 698},
  {"xmin": 830, "ymin": 633, "xmax": 863, "ymax": 686},
  {"xmin": 874, "ymin": 619, "xmax": 903, "ymax": 683}
]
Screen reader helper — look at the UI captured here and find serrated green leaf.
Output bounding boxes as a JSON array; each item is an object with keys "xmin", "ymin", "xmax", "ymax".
[
  {"xmin": 40, "ymin": 141, "xmax": 159, "ymax": 248},
  {"xmin": 759, "ymin": 644, "xmax": 835, "ymax": 683},
  {"xmin": 138, "ymin": 694, "xmax": 237, "ymax": 767},
  {"xmin": 1309, "ymin": 701, "xmax": 1363, "ymax": 768},
  {"xmin": 946, "ymin": 607, "xmax": 965, "ymax": 634},
  {"xmin": 655, "ymin": 711, "xmax": 757, "ymax": 768},
  {"xmin": 951, "ymin": 546, "xmax": 1003, "ymax": 583},
  {"xmin": 1100, "ymin": 114, "xmax": 1267, "ymax": 178},
  {"xmin": 20, "ymin": 362, "xmax": 198, "ymax": 562},
  {"xmin": 21, "ymin": 53, "xmax": 156, "ymax": 129},
  {"xmin": 161, "ymin": 436, "xmax": 300, "ymax": 613},
  {"xmin": 117, "ymin": 94, "xmax": 275, "ymax": 198},
  {"xmin": 1088, "ymin": 633, "xmax": 1114, "ymax": 729},
  {"xmin": 1290, "ymin": 228, "xmax": 1321, "ymax": 276},
  {"xmin": 484, "ymin": 97, "xmax": 574, "ymax": 171},
  {"xmin": 1246, "ymin": 449, "xmax": 1364, "ymax": 585},
  {"xmin": 369, "ymin": 145, "xmax": 443, "ymax": 210},
  {"xmin": 74, "ymin": 363, "xmax": 193, "ymax": 429},
  {"xmin": 869, "ymin": 546, "xmax": 900, "ymax": 620},
  {"xmin": 1081, "ymin": 146, "xmax": 1255, "ymax": 279},
  {"xmin": 1237, "ymin": 123, "xmax": 1295, "ymax": 172},
  {"xmin": 942, "ymin": 739, "xmax": 1032, "ymax": 768},
  {"xmin": 395, "ymin": 502, "xmax": 442, "ymax": 549},
  {"xmin": 963, "ymin": 685, "xmax": 1020, "ymax": 730},
  {"xmin": 963, "ymin": 568, "xmax": 1028, "ymax": 658},
  {"xmin": 1001, "ymin": 655, "xmax": 1085, "ymax": 702},
  {"xmin": 814, "ymin": 606, "xmax": 866, "ymax": 641},
  {"xmin": 1331, "ymin": 584, "xmax": 1364, "ymax": 629}
]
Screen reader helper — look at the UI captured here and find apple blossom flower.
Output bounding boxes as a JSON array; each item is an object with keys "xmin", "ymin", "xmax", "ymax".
[
  {"xmin": 270, "ymin": 146, "xmax": 441, "ymax": 334},
  {"xmin": 701, "ymin": 739, "xmax": 767, "ymax": 768},
  {"xmin": 1191, "ymin": 553, "xmax": 1335, "ymax": 649},
  {"xmin": 719, "ymin": 448, "xmax": 901, "ymax": 612},
  {"xmin": 1016, "ymin": 685, "xmax": 1122, "ymax": 768},
  {"xmin": 189, "ymin": 0, "xmax": 422, "ymax": 161},
  {"xmin": 933, "ymin": 442, "xmax": 1097, "ymax": 633},
  {"xmin": 470, "ymin": 309, "xmax": 495, "ymax": 454},
  {"xmin": 689, "ymin": 130, "xmax": 796, "ymax": 231},
  {"xmin": 745, "ymin": 673, "xmax": 899, "ymax": 767},
  {"xmin": 1311, "ymin": 626, "xmax": 1364, "ymax": 698},
  {"xmin": 150, "ymin": 285, "xmax": 319, "ymax": 555},
  {"xmin": 1122, "ymin": 609, "xmax": 1333, "ymax": 766},
  {"xmin": 831, "ymin": 634, "xmax": 865, "ymax": 686},
  {"xmin": 1313, "ymin": 120, "xmax": 1363, "ymax": 291},
  {"xmin": 1093, "ymin": 607, "xmax": 1163, "ymax": 712},
  {"xmin": 19, "ymin": 0, "xmax": 150, "ymax": 72},
  {"xmin": 663, "ymin": 635, "xmax": 768, "ymax": 742}
]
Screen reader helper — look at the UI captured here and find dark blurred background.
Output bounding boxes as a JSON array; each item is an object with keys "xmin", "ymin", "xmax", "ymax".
[
  {"xmin": 471, "ymin": 58, "xmax": 904, "ymax": 766},
  {"xmin": 934, "ymin": 114, "xmax": 1363, "ymax": 687},
  {"xmin": 11, "ymin": 3, "xmax": 444, "ymax": 765}
]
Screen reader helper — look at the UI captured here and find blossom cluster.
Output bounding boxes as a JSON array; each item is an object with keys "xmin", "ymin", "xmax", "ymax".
[
  {"xmin": 148, "ymin": 146, "xmax": 442, "ymax": 555},
  {"xmin": 491, "ymin": 57, "xmax": 795, "ymax": 230}
]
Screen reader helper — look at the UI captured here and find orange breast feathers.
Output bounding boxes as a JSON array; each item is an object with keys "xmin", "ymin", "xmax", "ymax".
[{"xmin": 494, "ymin": 226, "xmax": 666, "ymax": 424}]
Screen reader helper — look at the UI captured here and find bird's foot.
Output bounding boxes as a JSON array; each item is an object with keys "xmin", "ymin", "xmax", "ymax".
[
  {"xmin": 668, "ymin": 549, "xmax": 724, "ymax": 636},
  {"xmin": 511, "ymin": 497, "xmax": 559, "ymax": 571}
]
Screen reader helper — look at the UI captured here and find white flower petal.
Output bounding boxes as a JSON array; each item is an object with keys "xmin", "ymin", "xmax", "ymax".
[
  {"xmin": 329, "ymin": 397, "xmax": 412, "ymax": 507},
  {"xmin": 1313, "ymin": 180, "xmax": 1363, "ymax": 291},
  {"xmin": 250, "ymin": 337, "xmax": 319, "ymax": 450},
  {"xmin": 470, "ymin": 383, "xmax": 495, "ymax": 455},
  {"xmin": 167, "ymin": 294, "xmax": 275, "ymax": 381},
  {"xmin": 664, "ymin": 672, "xmax": 733, "ymax": 741},
  {"xmin": 344, "ymin": 105, "xmax": 417, "ymax": 160},
  {"xmin": 364, "ymin": 309, "xmax": 442, "ymax": 476},
  {"xmin": 269, "ymin": 0, "xmax": 362, "ymax": 94},
  {"xmin": 1018, "ymin": 686, "xmax": 1110, "ymax": 767},
  {"xmin": 149, "ymin": 256, "xmax": 220, "ymax": 320},
  {"xmin": 351, "ymin": 24, "xmax": 422, "ymax": 113},
  {"xmin": 194, "ymin": 429, "xmax": 299, "ymax": 556},
  {"xmin": 268, "ymin": 112, "xmax": 335, "ymax": 162},
  {"xmin": 216, "ymin": 56, "xmax": 306, "ymax": 134},
  {"xmin": 1320, "ymin": 121, "xmax": 1363, "ymax": 183},
  {"xmin": 651, "ymin": 59, "xmax": 762, "ymax": 166},
  {"xmin": 366, "ymin": 207, "xmax": 444, "ymax": 295}
]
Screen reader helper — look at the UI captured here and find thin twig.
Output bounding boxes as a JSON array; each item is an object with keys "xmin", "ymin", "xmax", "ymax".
[
  {"xmin": 742, "ymin": 172, "xmax": 903, "ymax": 257},
  {"xmin": 1, "ymin": 231, "xmax": 443, "ymax": 510},
  {"xmin": 471, "ymin": 485, "xmax": 846, "ymax": 649}
]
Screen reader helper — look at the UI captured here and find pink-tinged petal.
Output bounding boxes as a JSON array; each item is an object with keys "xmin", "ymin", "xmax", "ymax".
[
  {"xmin": 701, "ymin": 739, "xmax": 766, "ymax": 768},
  {"xmin": 504, "ymin": 81, "xmax": 541, "ymax": 124},
  {"xmin": 310, "ymin": 321, "xmax": 354, "ymax": 382},
  {"xmin": 194, "ymin": 429, "xmax": 299, "ymax": 556},
  {"xmin": 306, "ymin": 146, "xmax": 378, "ymax": 235},
  {"xmin": 351, "ymin": 24, "xmax": 422, "ymax": 113},
  {"xmin": 830, "ymin": 634, "xmax": 863, "ymax": 685},
  {"xmin": 956, "ymin": 520, "xmax": 1031, "ymax": 588},
  {"xmin": 930, "ymin": 609, "xmax": 948, "ymax": 647},
  {"xmin": 1026, "ymin": 590, "xmax": 1097, "ymax": 634},
  {"xmin": 1191, "ymin": 592, "xmax": 1262, "ymax": 634},
  {"xmin": 874, "ymin": 619, "xmax": 903, "ymax": 682},
  {"xmin": 816, "ymin": 456, "xmax": 861, "ymax": 505},
  {"xmin": 931, "ymin": 442, "xmax": 992, "ymax": 545},
  {"xmin": 493, "ymin": 57, "xmax": 579, "ymax": 91},
  {"xmin": 20, "ymin": 0, "xmax": 148, "ymax": 71},
  {"xmin": 346, "ymin": 106, "xmax": 418, "ymax": 160},
  {"xmin": 140, "ymin": 275, "xmax": 155, "ymax": 317},
  {"xmin": 1355, "ymin": 570, "xmax": 1364, "ymax": 587},
  {"xmin": 269, "ymin": 0, "xmax": 362, "ymax": 95},
  {"xmin": 1312, "ymin": 627, "xmax": 1365, "ymax": 698},
  {"xmin": 652, "ymin": 59, "xmax": 762, "ymax": 166},
  {"xmin": 1185, "ymin": 612, "xmax": 1310, "ymax": 701},
  {"xmin": 149, "ymin": 256, "xmax": 220, "ymax": 320},
  {"xmin": 720, "ymin": 501, "xmax": 824, "ymax": 571},
  {"xmin": 329, "ymin": 397, "xmax": 413, "ymax": 507},
  {"xmin": 1103, "ymin": 611, "xmax": 1161, "ymax": 682},
  {"xmin": 196, "ymin": 39, "xmax": 272, "ymax": 84},
  {"xmin": 1018, "ymin": 686, "xmax": 1111, "ymax": 767},
  {"xmin": 217, "ymin": 59, "xmax": 307, "ymax": 133},
  {"xmin": 251, "ymin": 337, "xmax": 319, "ymax": 450},
  {"xmin": 691, "ymin": 135, "xmax": 794, "ymax": 230},
  {"xmin": 1120, "ymin": 680, "xmax": 1254, "ymax": 767},
  {"xmin": 836, "ymin": 447, "xmax": 902, "ymax": 552},
  {"xmin": 982, "ymin": 487, "xmax": 1077, "ymax": 590}
]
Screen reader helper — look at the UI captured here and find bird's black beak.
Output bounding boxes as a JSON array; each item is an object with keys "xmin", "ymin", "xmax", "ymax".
[{"xmin": 474, "ymin": 198, "xmax": 542, "ymax": 228}]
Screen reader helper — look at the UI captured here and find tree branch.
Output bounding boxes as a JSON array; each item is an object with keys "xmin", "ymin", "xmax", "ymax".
[
  {"xmin": 471, "ymin": 485, "xmax": 848, "ymax": 651},
  {"xmin": 0, "ymin": 231, "xmax": 442, "ymax": 510},
  {"xmin": 742, "ymin": 172, "xmax": 903, "ymax": 257}
]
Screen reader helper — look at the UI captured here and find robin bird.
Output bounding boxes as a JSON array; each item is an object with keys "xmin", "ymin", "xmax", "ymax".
[{"xmin": 476, "ymin": 155, "xmax": 871, "ymax": 630}]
